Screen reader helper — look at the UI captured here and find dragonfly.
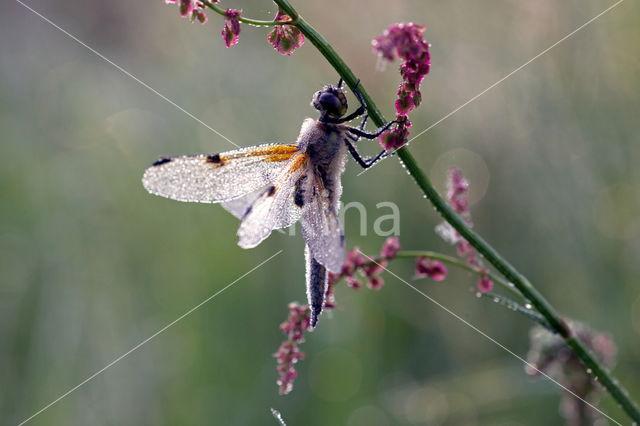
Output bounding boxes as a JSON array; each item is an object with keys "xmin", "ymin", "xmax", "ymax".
[{"xmin": 142, "ymin": 80, "xmax": 395, "ymax": 327}]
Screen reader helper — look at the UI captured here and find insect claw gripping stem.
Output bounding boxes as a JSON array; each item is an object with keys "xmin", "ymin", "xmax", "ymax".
[
  {"xmin": 359, "ymin": 114, "xmax": 368, "ymax": 131},
  {"xmin": 352, "ymin": 79, "xmax": 366, "ymax": 110},
  {"xmin": 344, "ymin": 117, "xmax": 397, "ymax": 169},
  {"xmin": 345, "ymin": 119, "xmax": 398, "ymax": 140},
  {"xmin": 336, "ymin": 79, "xmax": 367, "ymax": 124},
  {"xmin": 345, "ymin": 139, "xmax": 388, "ymax": 169}
]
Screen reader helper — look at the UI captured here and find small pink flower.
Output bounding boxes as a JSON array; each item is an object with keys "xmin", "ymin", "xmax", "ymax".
[
  {"xmin": 381, "ymin": 236, "xmax": 401, "ymax": 259},
  {"xmin": 178, "ymin": 0, "xmax": 193, "ymax": 17},
  {"xmin": 341, "ymin": 248, "xmax": 365, "ymax": 276},
  {"xmin": 191, "ymin": 6, "xmax": 207, "ymax": 24},
  {"xmin": 274, "ymin": 303, "xmax": 310, "ymax": 395},
  {"xmin": 267, "ymin": 10, "xmax": 304, "ymax": 56},
  {"xmin": 477, "ymin": 275, "xmax": 493, "ymax": 293},
  {"xmin": 367, "ymin": 276, "xmax": 384, "ymax": 290},
  {"xmin": 371, "ymin": 34, "xmax": 395, "ymax": 61},
  {"xmin": 372, "ymin": 23, "xmax": 430, "ymax": 64},
  {"xmin": 379, "ymin": 129, "xmax": 402, "ymax": 151},
  {"xmin": 395, "ymin": 84, "xmax": 417, "ymax": 115},
  {"xmin": 327, "ymin": 271, "xmax": 340, "ymax": 285},
  {"xmin": 449, "ymin": 168, "xmax": 469, "ymax": 196},
  {"xmin": 345, "ymin": 276, "xmax": 362, "ymax": 289},
  {"xmin": 324, "ymin": 273, "xmax": 338, "ymax": 309},
  {"xmin": 436, "ymin": 168, "xmax": 483, "ymax": 269},
  {"xmin": 379, "ymin": 115, "xmax": 411, "ymax": 150},
  {"xmin": 360, "ymin": 259, "xmax": 387, "ymax": 278},
  {"xmin": 167, "ymin": 0, "xmax": 208, "ymax": 23},
  {"xmin": 415, "ymin": 257, "xmax": 447, "ymax": 281},
  {"xmin": 221, "ymin": 9, "xmax": 242, "ymax": 48}
]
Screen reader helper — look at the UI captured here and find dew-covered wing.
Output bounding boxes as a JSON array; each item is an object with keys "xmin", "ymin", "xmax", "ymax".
[
  {"xmin": 237, "ymin": 153, "xmax": 309, "ymax": 248},
  {"xmin": 221, "ymin": 188, "xmax": 264, "ymax": 219},
  {"xmin": 142, "ymin": 143, "xmax": 299, "ymax": 203},
  {"xmin": 300, "ymin": 174, "xmax": 345, "ymax": 272}
]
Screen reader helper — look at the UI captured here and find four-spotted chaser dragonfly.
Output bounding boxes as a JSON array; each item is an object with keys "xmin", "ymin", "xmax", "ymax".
[{"xmin": 142, "ymin": 81, "xmax": 395, "ymax": 327}]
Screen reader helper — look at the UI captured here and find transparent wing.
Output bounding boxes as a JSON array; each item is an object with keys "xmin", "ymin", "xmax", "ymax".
[
  {"xmin": 142, "ymin": 143, "xmax": 299, "ymax": 203},
  {"xmin": 237, "ymin": 153, "xmax": 309, "ymax": 248},
  {"xmin": 300, "ymin": 174, "xmax": 345, "ymax": 272},
  {"xmin": 221, "ymin": 188, "xmax": 264, "ymax": 219}
]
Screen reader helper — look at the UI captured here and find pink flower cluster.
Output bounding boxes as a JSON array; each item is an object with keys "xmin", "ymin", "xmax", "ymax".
[
  {"xmin": 526, "ymin": 322, "xmax": 616, "ymax": 425},
  {"xmin": 166, "ymin": 0, "xmax": 209, "ymax": 23},
  {"xmin": 274, "ymin": 302, "xmax": 310, "ymax": 395},
  {"xmin": 267, "ymin": 10, "xmax": 305, "ymax": 56},
  {"xmin": 274, "ymin": 237, "xmax": 400, "ymax": 394},
  {"xmin": 165, "ymin": 2, "xmax": 304, "ymax": 54},
  {"xmin": 436, "ymin": 168, "xmax": 494, "ymax": 292},
  {"xmin": 221, "ymin": 9, "xmax": 242, "ymax": 47},
  {"xmin": 328, "ymin": 236, "xmax": 401, "ymax": 292},
  {"xmin": 415, "ymin": 257, "xmax": 447, "ymax": 281},
  {"xmin": 372, "ymin": 23, "xmax": 431, "ymax": 150},
  {"xmin": 379, "ymin": 115, "xmax": 412, "ymax": 151}
]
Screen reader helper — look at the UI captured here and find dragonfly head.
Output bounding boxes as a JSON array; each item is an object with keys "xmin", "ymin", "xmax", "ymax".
[{"xmin": 312, "ymin": 85, "xmax": 348, "ymax": 119}]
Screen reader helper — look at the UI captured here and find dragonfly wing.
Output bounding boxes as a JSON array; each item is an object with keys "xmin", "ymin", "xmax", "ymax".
[
  {"xmin": 300, "ymin": 174, "xmax": 345, "ymax": 273},
  {"xmin": 142, "ymin": 143, "xmax": 299, "ymax": 203},
  {"xmin": 221, "ymin": 188, "xmax": 264, "ymax": 219},
  {"xmin": 237, "ymin": 153, "xmax": 309, "ymax": 248},
  {"xmin": 305, "ymin": 245, "xmax": 327, "ymax": 328}
]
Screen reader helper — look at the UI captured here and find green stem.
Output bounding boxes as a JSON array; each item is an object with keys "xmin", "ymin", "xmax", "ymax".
[
  {"xmin": 480, "ymin": 292, "xmax": 551, "ymax": 330},
  {"xmin": 273, "ymin": 0, "xmax": 640, "ymax": 422},
  {"xmin": 345, "ymin": 250, "xmax": 549, "ymax": 327},
  {"xmin": 394, "ymin": 250, "xmax": 520, "ymax": 297},
  {"xmin": 202, "ymin": 0, "xmax": 295, "ymax": 26}
]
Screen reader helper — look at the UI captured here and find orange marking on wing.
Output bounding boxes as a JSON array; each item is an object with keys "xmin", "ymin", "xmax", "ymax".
[
  {"xmin": 287, "ymin": 153, "xmax": 308, "ymax": 172},
  {"xmin": 221, "ymin": 144, "xmax": 299, "ymax": 163},
  {"xmin": 264, "ymin": 145, "xmax": 299, "ymax": 162}
]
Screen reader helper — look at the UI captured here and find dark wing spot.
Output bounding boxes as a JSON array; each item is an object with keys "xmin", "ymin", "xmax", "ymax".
[
  {"xmin": 152, "ymin": 157, "xmax": 172, "ymax": 166},
  {"xmin": 266, "ymin": 185, "xmax": 277, "ymax": 197},
  {"xmin": 294, "ymin": 175, "xmax": 307, "ymax": 207},
  {"xmin": 242, "ymin": 205, "xmax": 253, "ymax": 219},
  {"xmin": 205, "ymin": 154, "xmax": 224, "ymax": 166}
]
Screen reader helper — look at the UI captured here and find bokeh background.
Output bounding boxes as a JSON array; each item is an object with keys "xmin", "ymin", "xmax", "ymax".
[{"xmin": 2, "ymin": 0, "xmax": 639, "ymax": 424}]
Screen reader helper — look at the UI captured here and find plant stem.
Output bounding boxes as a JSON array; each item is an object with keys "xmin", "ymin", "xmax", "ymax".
[
  {"xmin": 360, "ymin": 251, "xmax": 547, "ymax": 327},
  {"xmin": 273, "ymin": 0, "xmax": 640, "ymax": 422},
  {"xmin": 480, "ymin": 292, "xmax": 552, "ymax": 330},
  {"xmin": 394, "ymin": 250, "xmax": 520, "ymax": 297},
  {"xmin": 202, "ymin": 0, "xmax": 295, "ymax": 26}
]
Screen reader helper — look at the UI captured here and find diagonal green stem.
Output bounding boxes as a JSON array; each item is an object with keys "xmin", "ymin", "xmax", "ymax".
[{"xmin": 272, "ymin": 0, "xmax": 640, "ymax": 422}]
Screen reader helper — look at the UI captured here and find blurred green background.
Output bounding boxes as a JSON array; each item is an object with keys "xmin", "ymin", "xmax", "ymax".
[{"xmin": 2, "ymin": 0, "xmax": 639, "ymax": 424}]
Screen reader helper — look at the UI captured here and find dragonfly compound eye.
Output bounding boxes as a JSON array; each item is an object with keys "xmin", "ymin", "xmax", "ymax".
[{"xmin": 312, "ymin": 86, "xmax": 348, "ymax": 117}]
